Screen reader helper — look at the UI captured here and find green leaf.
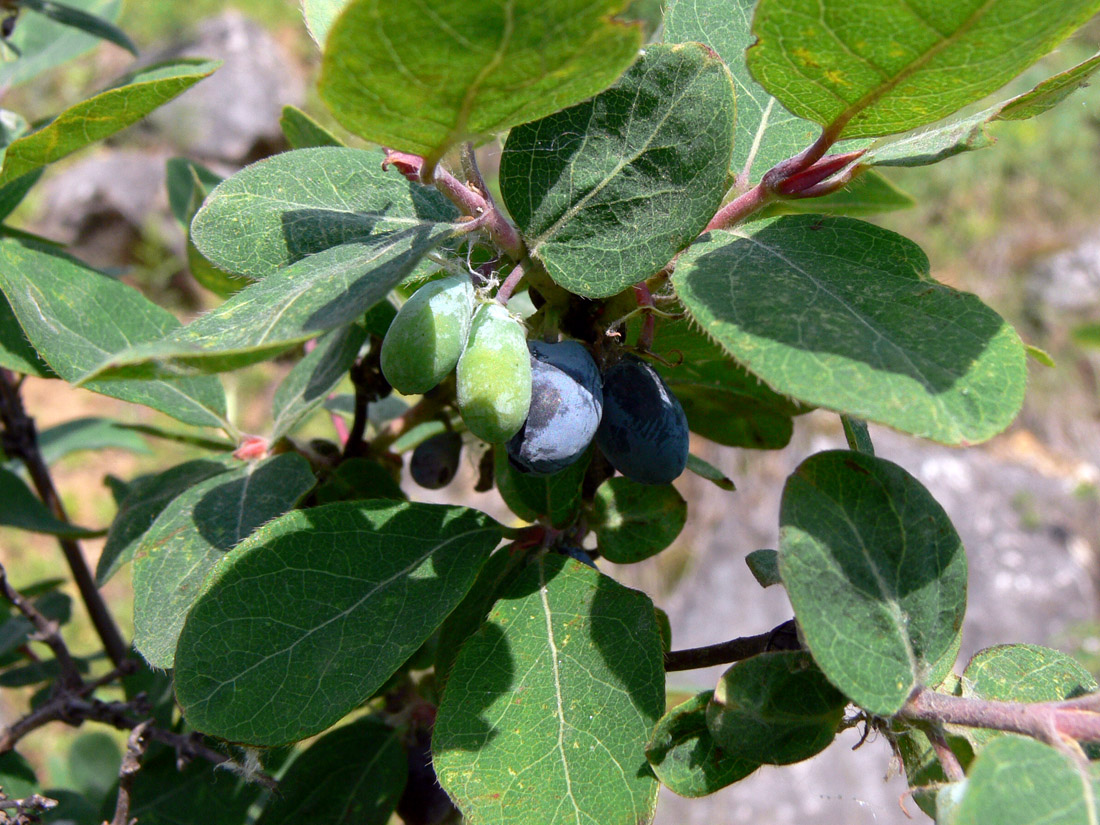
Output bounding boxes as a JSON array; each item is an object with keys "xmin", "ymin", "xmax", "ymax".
[
  {"xmin": 0, "ymin": 467, "xmax": 99, "ymax": 536},
  {"xmin": 301, "ymin": 0, "xmax": 349, "ymax": 46},
  {"xmin": 0, "ymin": 169, "xmax": 45, "ymax": 223},
  {"xmin": 34, "ymin": 417, "xmax": 150, "ymax": 465},
  {"xmin": 645, "ymin": 690, "xmax": 758, "ymax": 798},
  {"xmin": 280, "ymin": 104, "xmax": 342, "ymax": 148},
  {"xmin": 19, "ymin": 0, "xmax": 137, "ymax": 56},
  {"xmin": 0, "ymin": 290, "xmax": 55, "ymax": 378},
  {"xmin": 256, "ymin": 717, "xmax": 406, "ymax": 825},
  {"xmin": 191, "ymin": 147, "xmax": 457, "ymax": 279},
  {"xmin": 591, "ymin": 477, "xmax": 686, "ymax": 564},
  {"xmin": 841, "ymin": 415, "xmax": 874, "ymax": 455},
  {"xmin": 0, "ymin": 592, "xmax": 71, "ymax": 657},
  {"xmin": 81, "ymin": 229, "xmax": 456, "ymax": 380},
  {"xmin": 0, "ymin": 0, "xmax": 119, "ymax": 88},
  {"xmin": 318, "ymin": 0, "xmax": 643, "ymax": 168},
  {"xmin": 857, "ymin": 52, "xmax": 1100, "ymax": 169},
  {"xmin": 0, "ymin": 751, "xmax": 38, "ymax": 799},
  {"xmin": 891, "ymin": 723, "xmax": 973, "ymax": 818},
  {"xmin": 706, "ymin": 651, "xmax": 846, "ymax": 765},
  {"xmin": 96, "ymin": 457, "xmax": 235, "ymax": 585},
  {"xmin": 272, "ymin": 322, "xmax": 367, "ymax": 440},
  {"xmin": 501, "ymin": 43, "xmax": 735, "ymax": 299},
  {"xmin": 493, "ymin": 446, "xmax": 588, "ymax": 528},
  {"xmin": 67, "ymin": 731, "xmax": 120, "ymax": 806},
  {"xmin": 0, "ymin": 238, "xmax": 228, "ymax": 428},
  {"xmin": 673, "ymin": 217, "xmax": 1027, "ymax": 445},
  {"xmin": 434, "ymin": 555, "xmax": 664, "ymax": 825},
  {"xmin": 313, "ymin": 458, "xmax": 405, "ymax": 504},
  {"xmin": 664, "ymin": 0, "xmax": 817, "ymax": 185},
  {"xmin": 132, "ymin": 453, "xmax": 316, "ymax": 668},
  {"xmin": 1072, "ymin": 323, "xmax": 1100, "ymax": 350},
  {"xmin": 0, "ymin": 59, "xmax": 219, "ymax": 187},
  {"xmin": 778, "ymin": 450, "xmax": 967, "ymax": 715},
  {"xmin": 174, "ymin": 500, "xmax": 503, "ymax": 745},
  {"xmin": 758, "ymin": 170, "xmax": 914, "ymax": 218},
  {"xmin": 949, "ymin": 736, "xmax": 1099, "ymax": 825},
  {"xmin": 685, "ymin": 453, "xmax": 735, "ymax": 491},
  {"xmin": 745, "ymin": 549, "xmax": 781, "ymax": 588},
  {"xmin": 1026, "ymin": 344, "xmax": 1055, "ymax": 368},
  {"xmin": 747, "ymin": 0, "xmax": 1100, "ymax": 140}
]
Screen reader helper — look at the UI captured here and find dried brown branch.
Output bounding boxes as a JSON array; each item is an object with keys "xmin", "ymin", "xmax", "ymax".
[
  {"xmin": 110, "ymin": 721, "xmax": 150, "ymax": 825},
  {"xmin": 0, "ymin": 562, "xmax": 82, "ymax": 689},
  {"xmin": 663, "ymin": 619, "xmax": 800, "ymax": 672},
  {"xmin": 0, "ymin": 792, "xmax": 58, "ymax": 824}
]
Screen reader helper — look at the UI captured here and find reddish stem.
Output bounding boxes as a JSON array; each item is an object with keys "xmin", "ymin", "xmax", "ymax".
[
  {"xmin": 706, "ymin": 182, "xmax": 772, "ymax": 231},
  {"xmin": 633, "ymin": 282, "xmax": 656, "ymax": 352}
]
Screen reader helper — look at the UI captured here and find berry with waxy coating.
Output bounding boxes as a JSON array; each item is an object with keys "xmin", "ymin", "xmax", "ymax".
[
  {"xmin": 597, "ymin": 354, "xmax": 689, "ymax": 485},
  {"xmin": 507, "ymin": 340, "xmax": 603, "ymax": 475},
  {"xmin": 380, "ymin": 273, "xmax": 474, "ymax": 395},
  {"xmin": 409, "ymin": 431, "xmax": 462, "ymax": 489},
  {"xmin": 456, "ymin": 302, "xmax": 532, "ymax": 443}
]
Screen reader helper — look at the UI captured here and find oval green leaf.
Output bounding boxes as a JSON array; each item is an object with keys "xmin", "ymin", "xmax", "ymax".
[{"xmin": 592, "ymin": 477, "xmax": 687, "ymax": 564}]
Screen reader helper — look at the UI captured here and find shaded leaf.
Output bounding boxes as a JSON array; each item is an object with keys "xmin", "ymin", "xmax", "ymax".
[
  {"xmin": 434, "ymin": 555, "xmax": 665, "ymax": 825},
  {"xmin": 0, "ymin": 60, "xmax": 219, "ymax": 187},
  {"xmin": 0, "ymin": 751, "xmax": 38, "ymax": 799},
  {"xmin": 591, "ymin": 477, "xmax": 686, "ymax": 564},
  {"xmin": 646, "ymin": 690, "xmax": 758, "ymax": 798},
  {"xmin": 748, "ymin": 0, "xmax": 1100, "ymax": 139},
  {"xmin": 174, "ymin": 500, "xmax": 503, "ymax": 745},
  {"xmin": 0, "ymin": 0, "xmax": 120, "ymax": 88},
  {"xmin": 0, "ymin": 290, "xmax": 55, "ymax": 378},
  {"xmin": 0, "ymin": 238, "xmax": 228, "ymax": 428},
  {"xmin": 19, "ymin": 0, "xmax": 136, "ymax": 56},
  {"xmin": 758, "ymin": 170, "xmax": 914, "ymax": 218},
  {"xmin": 319, "ymin": 0, "xmax": 642, "ymax": 168},
  {"xmin": 745, "ymin": 549, "xmax": 780, "ymax": 589},
  {"xmin": 0, "ymin": 169, "xmax": 45, "ymax": 223},
  {"xmin": 35, "ymin": 417, "xmax": 150, "ymax": 465},
  {"xmin": 501, "ymin": 43, "xmax": 735, "ymax": 299},
  {"xmin": 673, "ymin": 217, "xmax": 1026, "ymax": 445},
  {"xmin": 0, "ymin": 467, "xmax": 99, "ymax": 536},
  {"xmin": 132, "ymin": 453, "xmax": 316, "ymax": 668},
  {"xmin": 67, "ymin": 731, "xmax": 120, "ymax": 806},
  {"xmin": 493, "ymin": 445, "xmax": 588, "ymax": 528},
  {"xmin": 313, "ymin": 457, "xmax": 405, "ymax": 504},
  {"xmin": 778, "ymin": 450, "xmax": 967, "ymax": 715},
  {"xmin": 685, "ymin": 453, "xmax": 735, "ymax": 491},
  {"xmin": 280, "ymin": 104, "xmax": 342, "ymax": 148}
]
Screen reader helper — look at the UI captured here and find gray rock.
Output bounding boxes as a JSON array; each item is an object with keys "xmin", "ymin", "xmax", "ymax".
[{"xmin": 1028, "ymin": 232, "xmax": 1100, "ymax": 314}]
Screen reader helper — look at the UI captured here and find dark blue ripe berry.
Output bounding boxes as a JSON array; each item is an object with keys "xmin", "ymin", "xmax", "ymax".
[
  {"xmin": 596, "ymin": 355, "xmax": 689, "ymax": 485},
  {"xmin": 409, "ymin": 431, "xmax": 462, "ymax": 489},
  {"xmin": 506, "ymin": 340, "xmax": 603, "ymax": 475}
]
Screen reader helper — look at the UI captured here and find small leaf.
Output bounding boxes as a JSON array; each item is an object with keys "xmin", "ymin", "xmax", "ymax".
[
  {"xmin": 745, "ymin": 549, "xmax": 780, "ymax": 589},
  {"xmin": 758, "ymin": 170, "xmax": 914, "ymax": 218},
  {"xmin": 0, "ymin": 238, "xmax": 228, "ymax": 428},
  {"xmin": 132, "ymin": 453, "xmax": 316, "ymax": 668},
  {"xmin": 646, "ymin": 691, "xmax": 757, "ymax": 799},
  {"xmin": 1025, "ymin": 344, "xmax": 1055, "ymax": 367},
  {"xmin": 279, "ymin": 104, "xmax": 342, "ymax": 148},
  {"xmin": 591, "ymin": 477, "xmax": 687, "ymax": 564},
  {"xmin": 0, "ymin": 467, "xmax": 100, "ymax": 536},
  {"xmin": 34, "ymin": 417, "xmax": 150, "ymax": 465},
  {"xmin": 673, "ymin": 217, "xmax": 1027, "ymax": 445},
  {"xmin": 19, "ymin": 0, "xmax": 136, "ymax": 56},
  {"xmin": 165, "ymin": 157, "xmax": 222, "ymax": 228},
  {"xmin": 493, "ymin": 446, "xmax": 589, "ymax": 528},
  {"xmin": 67, "ymin": 731, "xmax": 120, "ymax": 806},
  {"xmin": 318, "ymin": 0, "xmax": 643, "ymax": 168},
  {"xmin": 191, "ymin": 147, "xmax": 456, "ymax": 279},
  {"xmin": 778, "ymin": 450, "xmax": 967, "ymax": 715},
  {"xmin": 501, "ymin": 43, "xmax": 735, "ymax": 299},
  {"xmin": 256, "ymin": 717, "xmax": 406, "ymax": 825},
  {"xmin": 950, "ymin": 735, "xmax": 1099, "ymax": 825},
  {"xmin": 664, "ymin": 0, "xmax": 817, "ymax": 185},
  {"xmin": 96, "ymin": 457, "xmax": 235, "ymax": 585},
  {"xmin": 706, "ymin": 651, "xmax": 846, "ymax": 765},
  {"xmin": 0, "ymin": 59, "xmax": 219, "ymax": 187},
  {"xmin": 82, "ymin": 230, "xmax": 456, "ymax": 380},
  {"xmin": 748, "ymin": 0, "xmax": 1100, "ymax": 140},
  {"xmin": 434, "ymin": 555, "xmax": 665, "ymax": 825},
  {"xmin": 840, "ymin": 415, "xmax": 874, "ymax": 455},
  {"xmin": 301, "ymin": 0, "xmax": 349, "ymax": 47},
  {"xmin": 174, "ymin": 500, "xmax": 503, "ymax": 745},
  {"xmin": 1071, "ymin": 323, "xmax": 1100, "ymax": 350},
  {"xmin": 685, "ymin": 453, "xmax": 735, "ymax": 491},
  {"xmin": 0, "ymin": 0, "xmax": 120, "ymax": 88}
]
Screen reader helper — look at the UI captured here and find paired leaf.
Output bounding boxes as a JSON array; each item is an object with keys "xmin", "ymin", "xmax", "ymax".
[
  {"xmin": 434, "ymin": 556, "xmax": 665, "ymax": 825},
  {"xmin": 501, "ymin": 43, "xmax": 735, "ymax": 299},
  {"xmin": 706, "ymin": 651, "xmax": 846, "ymax": 765},
  {"xmin": 174, "ymin": 500, "xmax": 503, "ymax": 745},
  {"xmin": 319, "ymin": 0, "xmax": 643, "ymax": 168},
  {"xmin": 664, "ymin": 0, "xmax": 817, "ymax": 185},
  {"xmin": 591, "ymin": 477, "xmax": 686, "ymax": 564},
  {"xmin": 256, "ymin": 717, "xmax": 406, "ymax": 825},
  {"xmin": 493, "ymin": 446, "xmax": 589, "ymax": 528},
  {"xmin": 0, "ymin": 238, "xmax": 228, "ymax": 428},
  {"xmin": 645, "ymin": 691, "xmax": 758, "ymax": 798},
  {"xmin": 673, "ymin": 217, "xmax": 1027, "ymax": 445},
  {"xmin": 191, "ymin": 147, "xmax": 457, "ymax": 279},
  {"xmin": 0, "ymin": 60, "xmax": 219, "ymax": 187},
  {"xmin": 272, "ymin": 322, "xmax": 368, "ymax": 440},
  {"xmin": 132, "ymin": 453, "xmax": 316, "ymax": 668},
  {"xmin": 778, "ymin": 450, "xmax": 967, "ymax": 715},
  {"xmin": 748, "ymin": 0, "xmax": 1100, "ymax": 139},
  {"xmin": 0, "ymin": 467, "xmax": 99, "ymax": 536},
  {"xmin": 0, "ymin": 0, "xmax": 119, "ymax": 88}
]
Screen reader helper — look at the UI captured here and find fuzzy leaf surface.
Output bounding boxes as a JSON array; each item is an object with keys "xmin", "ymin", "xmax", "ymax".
[
  {"xmin": 174, "ymin": 500, "xmax": 502, "ymax": 745},
  {"xmin": 501, "ymin": 43, "xmax": 735, "ymax": 298},
  {"xmin": 434, "ymin": 556, "xmax": 665, "ymax": 825},
  {"xmin": 673, "ymin": 217, "xmax": 1026, "ymax": 444},
  {"xmin": 748, "ymin": 0, "xmax": 1100, "ymax": 139},
  {"xmin": 318, "ymin": 0, "xmax": 642, "ymax": 166}
]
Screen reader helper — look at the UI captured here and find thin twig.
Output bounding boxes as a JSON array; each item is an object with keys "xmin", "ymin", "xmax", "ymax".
[
  {"xmin": 663, "ymin": 620, "xmax": 799, "ymax": 671},
  {"xmin": 0, "ymin": 563, "xmax": 82, "ymax": 689},
  {"xmin": 0, "ymin": 368, "xmax": 129, "ymax": 667},
  {"xmin": 110, "ymin": 721, "xmax": 150, "ymax": 825},
  {"xmin": 924, "ymin": 724, "xmax": 965, "ymax": 782},
  {"xmin": 495, "ymin": 260, "xmax": 527, "ymax": 305},
  {"xmin": 0, "ymin": 793, "xmax": 58, "ymax": 822}
]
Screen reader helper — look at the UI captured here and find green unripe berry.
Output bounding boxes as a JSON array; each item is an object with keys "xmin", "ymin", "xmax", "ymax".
[
  {"xmin": 456, "ymin": 302, "xmax": 532, "ymax": 443},
  {"xmin": 380, "ymin": 274, "xmax": 475, "ymax": 395}
]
